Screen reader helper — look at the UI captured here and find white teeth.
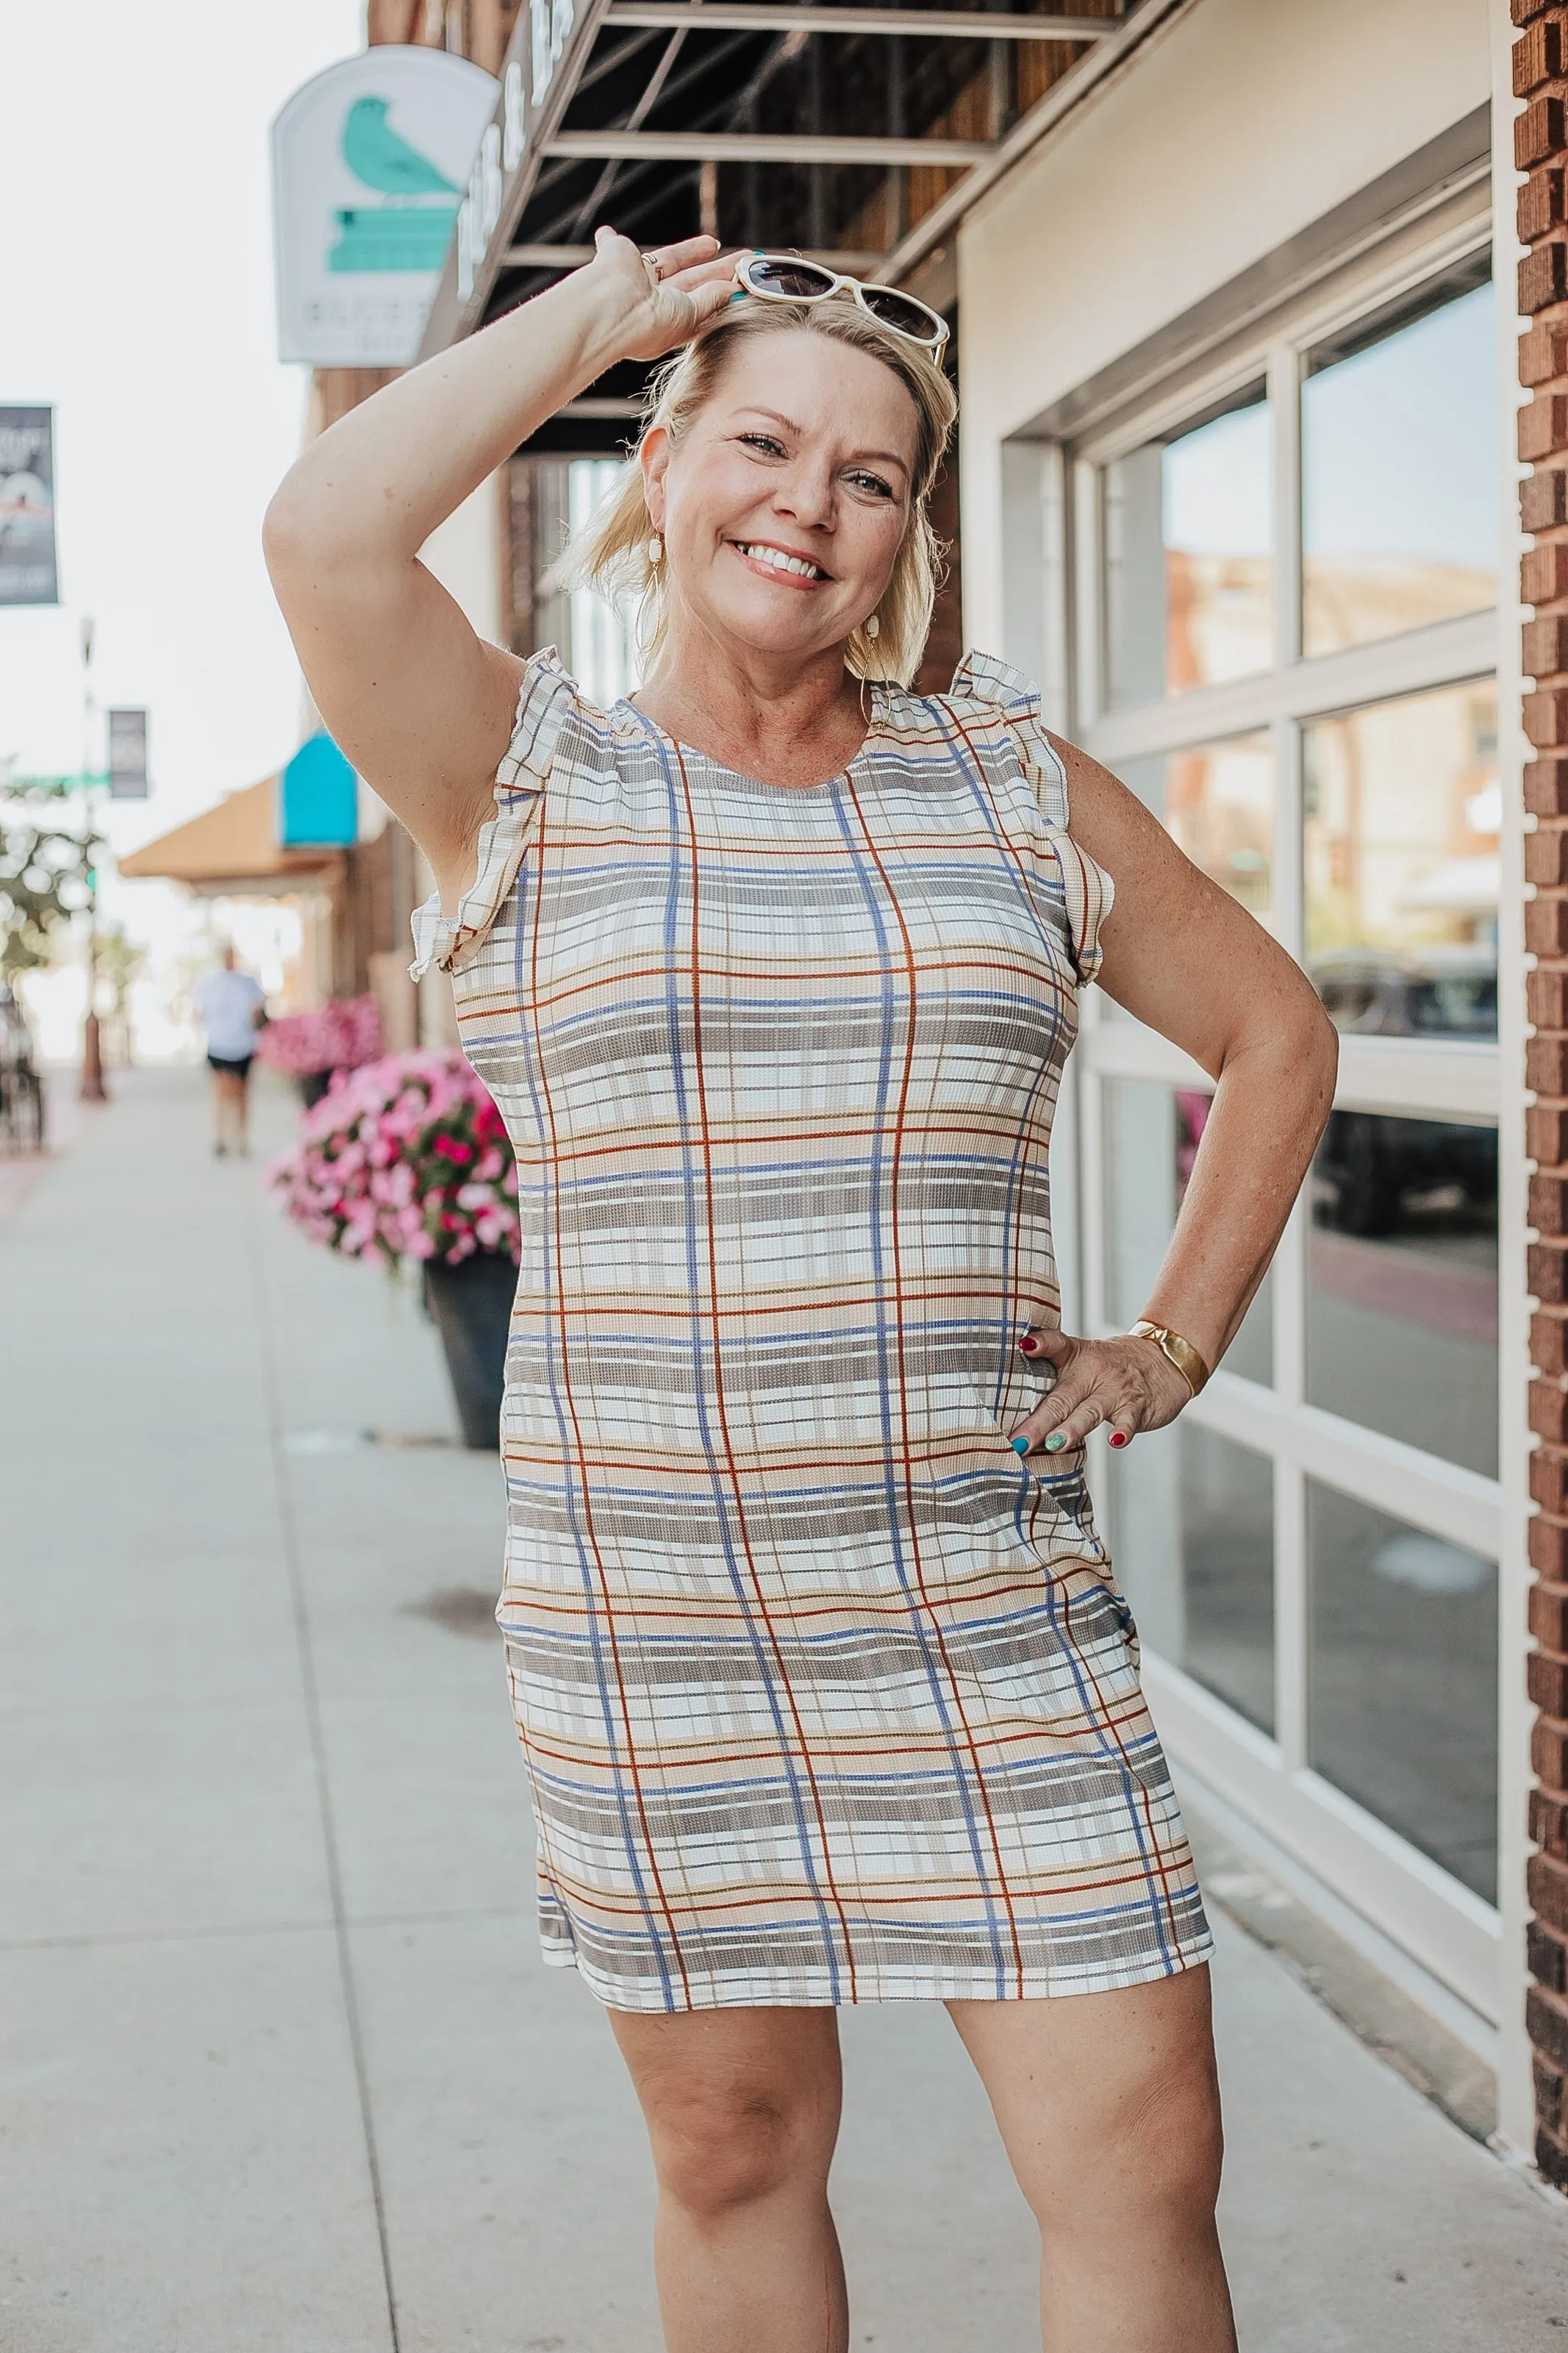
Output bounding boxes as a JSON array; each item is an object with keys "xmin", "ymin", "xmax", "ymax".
[{"xmin": 740, "ymin": 543, "xmax": 824, "ymax": 579}]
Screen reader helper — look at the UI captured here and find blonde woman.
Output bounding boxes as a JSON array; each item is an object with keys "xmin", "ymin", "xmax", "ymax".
[{"xmin": 265, "ymin": 230, "xmax": 1335, "ymax": 2353}]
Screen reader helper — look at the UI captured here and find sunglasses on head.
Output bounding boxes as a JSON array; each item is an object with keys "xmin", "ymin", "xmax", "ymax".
[{"xmin": 733, "ymin": 253, "xmax": 950, "ymax": 354}]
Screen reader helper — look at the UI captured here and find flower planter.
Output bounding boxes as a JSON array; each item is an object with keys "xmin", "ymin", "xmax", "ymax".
[{"xmin": 422, "ymin": 1251, "xmax": 519, "ymax": 1449}]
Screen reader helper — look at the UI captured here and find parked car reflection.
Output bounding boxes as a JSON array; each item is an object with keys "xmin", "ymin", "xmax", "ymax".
[{"xmin": 1310, "ymin": 944, "xmax": 1496, "ymax": 1040}]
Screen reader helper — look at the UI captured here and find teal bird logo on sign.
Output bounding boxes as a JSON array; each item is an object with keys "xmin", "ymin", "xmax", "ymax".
[{"xmin": 331, "ymin": 95, "xmax": 460, "ymax": 275}]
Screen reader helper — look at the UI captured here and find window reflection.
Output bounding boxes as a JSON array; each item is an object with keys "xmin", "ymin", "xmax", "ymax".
[
  {"xmin": 1302, "ymin": 279, "xmax": 1496, "ymax": 656},
  {"xmin": 1103, "ymin": 1078, "xmax": 1272, "ymax": 1385},
  {"xmin": 1117, "ymin": 735, "xmax": 1274, "ymax": 924},
  {"xmin": 1308, "ymin": 1482, "xmax": 1497, "ymax": 1901},
  {"xmin": 1308, "ymin": 1112, "xmax": 1497, "ymax": 1476},
  {"xmin": 1109, "ymin": 1424, "xmax": 1275, "ymax": 1734},
  {"xmin": 1104, "ymin": 390, "xmax": 1271, "ymax": 711},
  {"xmin": 1304, "ymin": 684, "xmax": 1498, "ymax": 1040}
]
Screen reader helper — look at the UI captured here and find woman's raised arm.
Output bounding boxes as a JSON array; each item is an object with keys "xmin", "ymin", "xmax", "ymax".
[{"xmin": 262, "ymin": 230, "xmax": 734, "ymax": 897}]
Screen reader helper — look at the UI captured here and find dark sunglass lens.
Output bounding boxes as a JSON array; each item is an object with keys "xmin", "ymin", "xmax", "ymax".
[
  {"xmin": 859, "ymin": 287, "xmax": 944, "ymax": 343},
  {"xmin": 748, "ymin": 257, "xmax": 836, "ymax": 299}
]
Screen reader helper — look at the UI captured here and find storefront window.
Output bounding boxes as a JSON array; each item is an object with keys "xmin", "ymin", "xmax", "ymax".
[
  {"xmin": 568, "ymin": 459, "xmax": 636, "ymax": 706},
  {"xmin": 1103, "ymin": 389, "xmax": 1271, "ymax": 711},
  {"xmin": 1302, "ymin": 279, "xmax": 1497, "ymax": 657},
  {"xmin": 1103, "ymin": 1078, "xmax": 1272, "ymax": 1386},
  {"xmin": 1306, "ymin": 1112, "xmax": 1497, "ymax": 1477},
  {"xmin": 1303, "ymin": 683, "xmax": 1499, "ymax": 1040},
  {"xmin": 1111, "ymin": 1424, "xmax": 1275, "ymax": 1734},
  {"xmin": 1117, "ymin": 734, "xmax": 1275, "ymax": 922},
  {"xmin": 1307, "ymin": 1482, "xmax": 1497, "ymax": 1900}
]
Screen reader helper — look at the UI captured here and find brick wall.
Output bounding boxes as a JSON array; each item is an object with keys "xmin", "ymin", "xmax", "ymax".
[{"xmin": 1518, "ymin": 0, "xmax": 1568, "ymax": 2197}]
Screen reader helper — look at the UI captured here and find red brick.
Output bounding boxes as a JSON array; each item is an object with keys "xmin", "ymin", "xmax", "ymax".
[
  {"xmin": 1527, "ymin": 688, "xmax": 1568, "ymax": 748},
  {"xmin": 1527, "ymin": 613, "xmax": 1568, "ymax": 676},
  {"xmin": 1522, "ymin": 168, "xmax": 1568, "ymax": 246},
  {"xmin": 1522, "ymin": 318, "xmax": 1568, "ymax": 385},
  {"xmin": 1531, "ymin": 965, "xmax": 1568, "ymax": 1028},
  {"xmin": 1530, "ymin": 1372, "xmax": 1568, "ymax": 1433},
  {"xmin": 1530, "ymin": 895, "xmax": 1568, "ymax": 956},
  {"xmin": 1531, "ymin": 1104, "xmax": 1568, "ymax": 1164},
  {"xmin": 1537, "ymin": 2055, "xmax": 1567, "ymax": 2137},
  {"xmin": 1531, "ymin": 1038, "xmax": 1568, "ymax": 1093},
  {"xmin": 1535, "ymin": 1714, "xmax": 1568, "ymax": 1785},
  {"xmin": 1532, "ymin": 1918, "xmax": 1568, "ymax": 1996},
  {"xmin": 1533, "ymin": 1252, "xmax": 1568, "ymax": 1308},
  {"xmin": 1523, "ymin": 241, "xmax": 1568, "ymax": 316},
  {"xmin": 1524, "ymin": 542, "xmax": 1568, "ymax": 606},
  {"xmin": 1525, "ymin": 470, "xmax": 1568, "ymax": 533},
  {"xmin": 1516, "ymin": 0, "xmax": 1565, "ymax": 25},
  {"xmin": 1533, "ymin": 1581, "xmax": 1568, "ymax": 1648},
  {"xmin": 1528, "ymin": 826, "xmax": 1568, "ymax": 884},
  {"xmin": 1531, "ymin": 1649, "xmax": 1568, "ymax": 1714},
  {"xmin": 1517, "ymin": 15, "xmax": 1568, "ymax": 92},
  {"xmin": 1533, "ymin": 1779, "xmax": 1568, "ymax": 1854},
  {"xmin": 1519, "ymin": 94, "xmax": 1568, "ymax": 170},
  {"xmin": 1531, "ymin": 1515, "xmax": 1568, "ymax": 1581},
  {"xmin": 1532, "ymin": 1174, "xmax": 1568, "ymax": 1237},
  {"xmin": 1536, "ymin": 2124, "xmax": 1568, "ymax": 2191}
]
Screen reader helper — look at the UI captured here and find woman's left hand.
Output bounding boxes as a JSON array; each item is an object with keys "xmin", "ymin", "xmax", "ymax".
[{"xmin": 1010, "ymin": 1329, "xmax": 1195, "ymax": 1455}]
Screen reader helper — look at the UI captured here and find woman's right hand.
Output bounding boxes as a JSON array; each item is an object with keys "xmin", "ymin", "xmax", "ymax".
[{"xmin": 583, "ymin": 226, "xmax": 739, "ymax": 363}]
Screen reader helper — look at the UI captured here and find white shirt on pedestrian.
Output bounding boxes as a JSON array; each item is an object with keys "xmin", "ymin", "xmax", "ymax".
[{"xmin": 197, "ymin": 969, "xmax": 265, "ymax": 1061}]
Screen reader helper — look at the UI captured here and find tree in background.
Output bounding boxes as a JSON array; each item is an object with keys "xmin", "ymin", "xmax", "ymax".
[
  {"xmin": 0, "ymin": 813, "xmax": 96, "ymax": 981},
  {"xmin": 96, "ymin": 922, "xmax": 146, "ymax": 1066}
]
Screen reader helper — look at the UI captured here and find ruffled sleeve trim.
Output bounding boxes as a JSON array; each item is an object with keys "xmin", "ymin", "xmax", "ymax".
[
  {"xmin": 948, "ymin": 648, "xmax": 1116, "ymax": 988},
  {"xmin": 409, "ymin": 649, "xmax": 576, "ymax": 983}
]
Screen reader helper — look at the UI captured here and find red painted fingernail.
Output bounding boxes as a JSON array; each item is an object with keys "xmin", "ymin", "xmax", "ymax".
[
  {"xmin": 1017, "ymin": 1335, "xmax": 1040, "ymax": 1356},
  {"xmin": 1109, "ymin": 1430, "xmax": 1129, "ymax": 1449}
]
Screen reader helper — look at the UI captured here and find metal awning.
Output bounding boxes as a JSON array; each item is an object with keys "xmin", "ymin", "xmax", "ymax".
[{"xmin": 417, "ymin": 0, "xmax": 1189, "ymax": 421}]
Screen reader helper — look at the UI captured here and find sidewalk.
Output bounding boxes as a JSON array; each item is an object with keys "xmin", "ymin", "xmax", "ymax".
[{"xmin": 3, "ymin": 1065, "xmax": 1565, "ymax": 2353}]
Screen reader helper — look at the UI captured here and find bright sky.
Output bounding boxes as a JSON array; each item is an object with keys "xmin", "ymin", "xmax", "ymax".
[{"xmin": 1, "ymin": 1, "xmax": 363, "ymax": 1046}]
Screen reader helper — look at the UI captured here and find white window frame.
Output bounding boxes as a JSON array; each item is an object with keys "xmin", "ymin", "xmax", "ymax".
[{"xmin": 1024, "ymin": 208, "xmax": 1512, "ymax": 2024}]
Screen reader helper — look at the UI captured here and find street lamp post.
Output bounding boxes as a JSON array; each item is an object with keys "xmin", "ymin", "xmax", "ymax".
[{"xmin": 78, "ymin": 616, "xmax": 106, "ymax": 1102}]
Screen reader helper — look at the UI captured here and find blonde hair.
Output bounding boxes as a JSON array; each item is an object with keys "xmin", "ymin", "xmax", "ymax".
[{"xmin": 566, "ymin": 295, "xmax": 957, "ymax": 687}]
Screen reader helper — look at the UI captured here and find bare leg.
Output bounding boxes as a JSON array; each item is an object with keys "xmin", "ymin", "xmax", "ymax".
[
  {"xmin": 609, "ymin": 2005, "xmax": 848, "ymax": 2353},
  {"xmin": 210, "ymin": 1068, "xmax": 247, "ymax": 1155},
  {"xmin": 948, "ymin": 1964, "xmax": 1236, "ymax": 2353}
]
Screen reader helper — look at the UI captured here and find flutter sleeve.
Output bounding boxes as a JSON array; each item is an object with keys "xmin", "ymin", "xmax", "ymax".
[
  {"xmin": 409, "ymin": 648, "xmax": 576, "ymax": 982},
  {"xmin": 948, "ymin": 649, "xmax": 1116, "ymax": 988}
]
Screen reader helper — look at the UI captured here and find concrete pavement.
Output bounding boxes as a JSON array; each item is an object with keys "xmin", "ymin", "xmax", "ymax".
[{"xmin": 3, "ymin": 1064, "xmax": 1565, "ymax": 2352}]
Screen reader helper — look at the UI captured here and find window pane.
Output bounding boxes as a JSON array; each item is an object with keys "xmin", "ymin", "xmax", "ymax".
[
  {"xmin": 1109, "ymin": 1424, "xmax": 1275, "ymax": 1733},
  {"xmin": 1308, "ymin": 1482, "xmax": 1497, "ymax": 1901},
  {"xmin": 1304, "ymin": 684, "xmax": 1499, "ymax": 1040},
  {"xmin": 1118, "ymin": 735, "xmax": 1275, "ymax": 923},
  {"xmin": 1307, "ymin": 1112, "xmax": 1497, "ymax": 1476},
  {"xmin": 1103, "ymin": 1078, "xmax": 1272, "ymax": 1386},
  {"xmin": 1104, "ymin": 390, "xmax": 1271, "ymax": 710},
  {"xmin": 1302, "ymin": 280, "xmax": 1497, "ymax": 656}
]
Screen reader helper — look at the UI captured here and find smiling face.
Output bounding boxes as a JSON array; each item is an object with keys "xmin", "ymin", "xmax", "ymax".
[{"xmin": 640, "ymin": 326, "xmax": 920, "ymax": 667}]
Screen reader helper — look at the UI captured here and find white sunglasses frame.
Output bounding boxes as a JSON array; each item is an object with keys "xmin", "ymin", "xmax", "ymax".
[{"xmin": 733, "ymin": 252, "xmax": 951, "ymax": 354}]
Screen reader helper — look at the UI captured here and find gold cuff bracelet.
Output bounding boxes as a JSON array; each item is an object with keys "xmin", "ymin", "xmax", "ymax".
[{"xmin": 1128, "ymin": 1319, "xmax": 1211, "ymax": 1399}]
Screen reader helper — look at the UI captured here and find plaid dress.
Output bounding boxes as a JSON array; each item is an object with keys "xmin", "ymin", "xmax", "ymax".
[{"xmin": 411, "ymin": 647, "xmax": 1211, "ymax": 2011}]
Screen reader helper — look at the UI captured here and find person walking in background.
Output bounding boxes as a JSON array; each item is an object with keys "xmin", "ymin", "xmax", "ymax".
[{"xmin": 196, "ymin": 946, "xmax": 265, "ymax": 1158}]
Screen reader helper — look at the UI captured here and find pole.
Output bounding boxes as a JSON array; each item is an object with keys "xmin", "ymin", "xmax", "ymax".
[{"xmin": 79, "ymin": 615, "xmax": 107, "ymax": 1101}]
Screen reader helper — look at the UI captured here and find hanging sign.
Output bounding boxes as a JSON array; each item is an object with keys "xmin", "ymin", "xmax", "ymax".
[
  {"xmin": 107, "ymin": 710, "xmax": 149, "ymax": 800},
  {"xmin": 271, "ymin": 48, "xmax": 498, "ymax": 367},
  {"xmin": 0, "ymin": 407, "xmax": 60, "ymax": 607}
]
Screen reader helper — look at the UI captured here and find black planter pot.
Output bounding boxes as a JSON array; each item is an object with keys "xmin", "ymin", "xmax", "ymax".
[{"xmin": 422, "ymin": 1252, "xmax": 519, "ymax": 1450}]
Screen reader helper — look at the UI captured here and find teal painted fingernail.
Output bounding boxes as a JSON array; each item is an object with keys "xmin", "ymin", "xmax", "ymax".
[
  {"xmin": 1045, "ymin": 1432, "xmax": 1067, "ymax": 1452},
  {"xmin": 1011, "ymin": 1435, "xmax": 1030, "ymax": 1455},
  {"xmin": 729, "ymin": 290, "xmax": 746, "ymax": 304}
]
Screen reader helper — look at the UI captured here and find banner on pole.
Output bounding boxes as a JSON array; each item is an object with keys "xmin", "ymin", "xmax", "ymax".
[
  {"xmin": 107, "ymin": 709, "xmax": 149, "ymax": 799},
  {"xmin": 0, "ymin": 407, "xmax": 60, "ymax": 607}
]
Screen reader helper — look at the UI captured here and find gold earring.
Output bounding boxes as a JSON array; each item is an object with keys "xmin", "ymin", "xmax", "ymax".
[
  {"xmin": 865, "ymin": 613, "xmax": 880, "ymax": 640},
  {"xmin": 647, "ymin": 534, "xmax": 662, "ymax": 565}
]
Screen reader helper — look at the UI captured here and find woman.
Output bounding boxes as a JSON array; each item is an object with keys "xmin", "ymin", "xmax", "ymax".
[{"xmin": 265, "ymin": 229, "xmax": 1336, "ymax": 2353}]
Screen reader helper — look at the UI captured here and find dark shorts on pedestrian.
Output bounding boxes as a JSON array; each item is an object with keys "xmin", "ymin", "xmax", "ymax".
[{"xmin": 207, "ymin": 1052, "xmax": 254, "ymax": 1079}]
